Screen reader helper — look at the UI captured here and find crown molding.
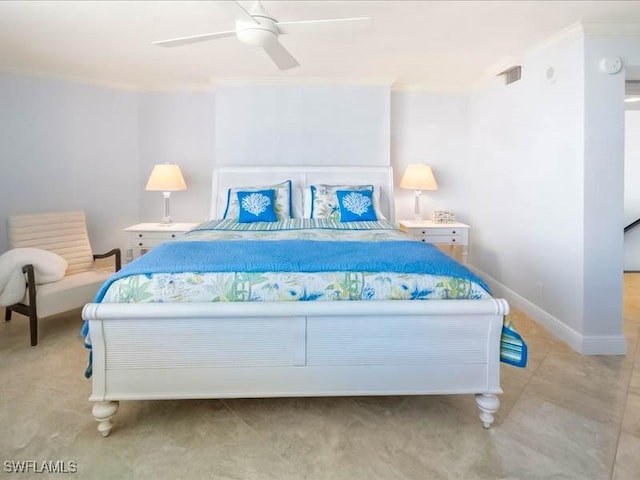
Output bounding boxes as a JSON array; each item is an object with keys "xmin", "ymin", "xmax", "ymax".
[
  {"xmin": 389, "ymin": 83, "xmax": 468, "ymax": 94},
  {"xmin": 528, "ymin": 22, "xmax": 585, "ymax": 55},
  {"xmin": 0, "ymin": 65, "xmax": 141, "ymax": 92},
  {"xmin": 581, "ymin": 22, "xmax": 640, "ymax": 36},
  {"xmin": 212, "ymin": 77, "xmax": 473, "ymax": 94},
  {"xmin": 531, "ymin": 22, "xmax": 640, "ymax": 55},
  {"xmin": 210, "ymin": 76, "xmax": 396, "ymax": 89},
  {"xmin": 0, "ymin": 66, "xmax": 464, "ymax": 94},
  {"xmin": 141, "ymin": 85, "xmax": 216, "ymax": 93}
]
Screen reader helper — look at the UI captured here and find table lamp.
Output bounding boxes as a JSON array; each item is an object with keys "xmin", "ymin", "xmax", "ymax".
[
  {"xmin": 145, "ymin": 163, "xmax": 187, "ymax": 225},
  {"xmin": 399, "ymin": 164, "xmax": 438, "ymax": 221}
]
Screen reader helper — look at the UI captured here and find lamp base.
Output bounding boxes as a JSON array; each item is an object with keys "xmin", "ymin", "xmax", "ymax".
[
  {"xmin": 413, "ymin": 190, "xmax": 423, "ymax": 221},
  {"xmin": 158, "ymin": 192, "xmax": 173, "ymax": 226}
]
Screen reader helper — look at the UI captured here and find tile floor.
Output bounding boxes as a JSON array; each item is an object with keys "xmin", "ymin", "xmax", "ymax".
[{"xmin": 0, "ymin": 275, "xmax": 639, "ymax": 480}]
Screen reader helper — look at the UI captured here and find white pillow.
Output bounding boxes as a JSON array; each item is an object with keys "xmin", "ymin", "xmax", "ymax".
[
  {"xmin": 291, "ymin": 186, "xmax": 304, "ymax": 218},
  {"xmin": 302, "ymin": 185, "xmax": 386, "ymax": 220}
]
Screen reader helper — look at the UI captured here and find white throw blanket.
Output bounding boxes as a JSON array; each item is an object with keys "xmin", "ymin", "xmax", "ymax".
[{"xmin": 0, "ymin": 248, "xmax": 68, "ymax": 307}]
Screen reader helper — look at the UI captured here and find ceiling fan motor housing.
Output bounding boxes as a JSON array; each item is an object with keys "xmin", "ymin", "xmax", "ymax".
[{"xmin": 236, "ymin": 12, "xmax": 279, "ymax": 47}]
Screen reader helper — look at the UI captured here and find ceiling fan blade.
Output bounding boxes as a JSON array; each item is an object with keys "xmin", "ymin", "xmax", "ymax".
[
  {"xmin": 262, "ymin": 40, "xmax": 300, "ymax": 70},
  {"xmin": 231, "ymin": 1, "xmax": 260, "ymax": 25},
  {"xmin": 152, "ymin": 30, "xmax": 236, "ymax": 47},
  {"xmin": 276, "ymin": 16, "xmax": 370, "ymax": 35}
]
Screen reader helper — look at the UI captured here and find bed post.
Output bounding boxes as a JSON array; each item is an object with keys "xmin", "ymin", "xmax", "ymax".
[
  {"xmin": 475, "ymin": 393, "xmax": 500, "ymax": 428},
  {"xmin": 92, "ymin": 401, "xmax": 119, "ymax": 437}
]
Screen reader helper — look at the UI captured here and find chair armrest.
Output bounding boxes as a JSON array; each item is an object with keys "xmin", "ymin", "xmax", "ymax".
[{"xmin": 93, "ymin": 248, "xmax": 122, "ymax": 272}]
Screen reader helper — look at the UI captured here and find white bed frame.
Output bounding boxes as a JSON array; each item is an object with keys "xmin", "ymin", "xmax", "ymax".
[{"xmin": 84, "ymin": 166, "xmax": 507, "ymax": 437}]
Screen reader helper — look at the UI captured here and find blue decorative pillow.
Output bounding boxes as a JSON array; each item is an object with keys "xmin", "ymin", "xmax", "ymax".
[
  {"xmin": 237, "ymin": 189, "xmax": 278, "ymax": 223},
  {"xmin": 310, "ymin": 184, "xmax": 374, "ymax": 220},
  {"xmin": 223, "ymin": 180, "xmax": 292, "ymax": 220},
  {"xmin": 336, "ymin": 189, "xmax": 377, "ymax": 222}
]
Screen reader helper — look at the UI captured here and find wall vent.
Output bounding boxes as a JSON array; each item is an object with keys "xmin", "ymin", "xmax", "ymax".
[{"xmin": 497, "ymin": 65, "xmax": 522, "ymax": 85}]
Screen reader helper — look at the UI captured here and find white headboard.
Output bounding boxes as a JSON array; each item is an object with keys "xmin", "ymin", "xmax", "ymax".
[{"xmin": 210, "ymin": 166, "xmax": 395, "ymax": 223}]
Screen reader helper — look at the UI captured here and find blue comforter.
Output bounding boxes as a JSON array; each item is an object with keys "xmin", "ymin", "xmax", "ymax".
[{"xmin": 94, "ymin": 239, "xmax": 489, "ymax": 302}]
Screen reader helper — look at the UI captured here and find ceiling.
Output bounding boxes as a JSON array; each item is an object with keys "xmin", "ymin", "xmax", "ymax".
[{"xmin": 1, "ymin": 0, "xmax": 640, "ymax": 92}]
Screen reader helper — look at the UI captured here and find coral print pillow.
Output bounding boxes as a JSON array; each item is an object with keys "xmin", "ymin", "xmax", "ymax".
[
  {"xmin": 237, "ymin": 190, "xmax": 278, "ymax": 223},
  {"xmin": 224, "ymin": 180, "xmax": 292, "ymax": 220},
  {"xmin": 336, "ymin": 189, "xmax": 377, "ymax": 222}
]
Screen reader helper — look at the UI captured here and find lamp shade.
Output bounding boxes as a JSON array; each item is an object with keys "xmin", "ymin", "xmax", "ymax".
[
  {"xmin": 145, "ymin": 164, "xmax": 187, "ymax": 191},
  {"xmin": 399, "ymin": 165, "xmax": 438, "ymax": 191}
]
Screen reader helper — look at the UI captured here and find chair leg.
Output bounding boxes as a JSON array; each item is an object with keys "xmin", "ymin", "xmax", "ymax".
[
  {"xmin": 29, "ymin": 308, "xmax": 38, "ymax": 346},
  {"xmin": 3, "ymin": 304, "xmax": 37, "ymax": 345}
]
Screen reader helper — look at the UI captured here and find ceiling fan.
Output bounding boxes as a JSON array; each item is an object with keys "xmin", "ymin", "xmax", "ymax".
[{"xmin": 152, "ymin": 1, "xmax": 370, "ymax": 71}]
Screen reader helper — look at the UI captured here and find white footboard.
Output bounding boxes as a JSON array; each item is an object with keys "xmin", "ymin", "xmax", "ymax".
[{"xmin": 83, "ymin": 299, "xmax": 508, "ymax": 436}]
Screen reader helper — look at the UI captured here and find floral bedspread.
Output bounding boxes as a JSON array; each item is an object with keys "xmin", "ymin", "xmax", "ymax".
[{"xmin": 100, "ymin": 220, "xmax": 490, "ymax": 303}]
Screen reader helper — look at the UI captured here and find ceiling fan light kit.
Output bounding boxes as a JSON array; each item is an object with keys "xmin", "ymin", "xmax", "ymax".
[
  {"xmin": 236, "ymin": 19, "xmax": 278, "ymax": 47},
  {"xmin": 152, "ymin": 1, "xmax": 370, "ymax": 71},
  {"xmin": 236, "ymin": 1, "xmax": 277, "ymax": 46}
]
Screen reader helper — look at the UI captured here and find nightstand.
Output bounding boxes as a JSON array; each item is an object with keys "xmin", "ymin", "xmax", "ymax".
[
  {"xmin": 124, "ymin": 222, "xmax": 200, "ymax": 261},
  {"xmin": 398, "ymin": 220, "xmax": 470, "ymax": 263}
]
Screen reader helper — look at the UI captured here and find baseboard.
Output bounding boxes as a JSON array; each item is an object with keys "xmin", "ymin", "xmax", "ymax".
[
  {"xmin": 469, "ymin": 265, "xmax": 627, "ymax": 356},
  {"xmin": 580, "ymin": 335, "xmax": 628, "ymax": 355}
]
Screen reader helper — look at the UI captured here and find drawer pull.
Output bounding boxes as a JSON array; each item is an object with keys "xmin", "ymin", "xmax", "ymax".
[
  {"xmin": 452, "ymin": 239, "xmax": 456, "ymax": 242},
  {"xmin": 171, "ymin": 234, "xmax": 176, "ymax": 238},
  {"xmin": 138, "ymin": 233, "xmax": 143, "ymax": 238},
  {"xmin": 421, "ymin": 231, "xmax": 426, "ymax": 234},
  {"xmin": 452, "ymin": 230, "xmax": 456, "ymax": 234},
  {"xmin": 421, "ymin": 239, "xmax": 426, "ymax": 242},
  {"xmin": 138, "ymin": 242, "xmax": 143, "ymax": 246}
]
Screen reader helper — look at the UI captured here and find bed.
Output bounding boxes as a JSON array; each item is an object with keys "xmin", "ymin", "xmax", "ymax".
[{"xmin": 82, "ymin": 166, "xmax": 522, "ymax": 437}]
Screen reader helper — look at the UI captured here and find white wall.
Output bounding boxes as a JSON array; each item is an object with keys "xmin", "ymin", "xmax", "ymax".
[
  {"xmin": 469, "ymin": 36, "xmax": 585, "ymax": 338},
  {"xmin": 0, "ymin": 72, "xmax": 140, "ymax": 255},
  {"xmin": 390, "ymin": 92, "xmax": 470, "ymax": 222},
  {"xmin": 214, "ymin": 85, "xmax": 390, "ymax": 167},
  {"xmin": 0, "ymin": 80, "xmax": 393, "ymax": 254},
  {"xmin": 468, "ymin": 30, "xmax": 640, "ymax": 353},
  {"xmin": 138, "ymin": 92, "xmax": 215, "ymax": 224},
  {"xmin": 624, "ymin": 110, "xmax": 640, "ymax": 270}
]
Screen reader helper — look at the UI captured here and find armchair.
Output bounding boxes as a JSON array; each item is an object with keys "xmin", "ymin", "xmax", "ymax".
[{"xmin": 4, "ymin": 211, "xmax": 121, "ymax": 345}]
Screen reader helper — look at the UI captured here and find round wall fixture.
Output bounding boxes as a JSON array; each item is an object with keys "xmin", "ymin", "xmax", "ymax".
[
  {"xmin": 599, "ymin": 57, "xmax": 623, "ymax": 75},
  {"xmin": 545, "ymin": 66, "xmax": 556, "ymax": 84}
]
